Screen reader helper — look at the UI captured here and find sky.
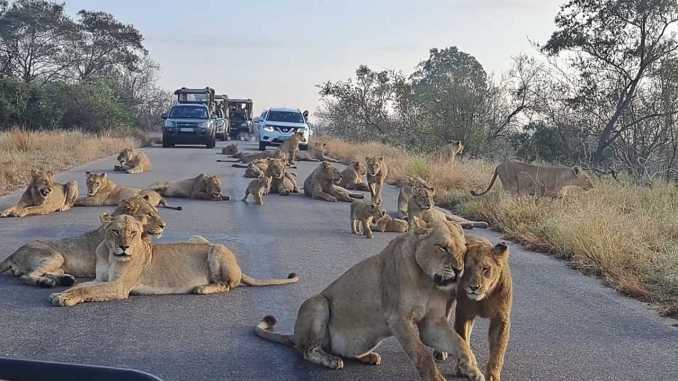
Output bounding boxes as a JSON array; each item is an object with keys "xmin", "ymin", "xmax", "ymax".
[{"xmin": 65, "ymin": 0, "xmax": 565, "ymax": 116}]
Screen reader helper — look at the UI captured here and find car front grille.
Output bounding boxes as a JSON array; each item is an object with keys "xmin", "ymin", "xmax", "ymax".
[{"xmin": 273, "ymin": 126, "xmax": 297, "ymax": 133}]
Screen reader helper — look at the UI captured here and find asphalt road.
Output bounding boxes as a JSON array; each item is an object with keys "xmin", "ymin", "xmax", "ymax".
[{"xmin": 1, "ymin": 141, "xmax": 677, "ymax": 381}]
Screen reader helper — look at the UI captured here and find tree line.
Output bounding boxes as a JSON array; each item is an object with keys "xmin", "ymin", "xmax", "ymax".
[
  {"xmin": 317, "ymin": 0, "xmax": 678, "ymax": 183},
  {"xmin": 0, "ymin": 0, "xmax": 171, "ymax": 132}
]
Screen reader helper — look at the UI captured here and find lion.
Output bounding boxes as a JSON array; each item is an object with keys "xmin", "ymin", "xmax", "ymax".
[
  {"xmin": 242, "ymin": 175, "xmax": 272, "ymax": 206},
  {"xmin": 339, "ymin": 161, "xmax": 370, "ymax": 191},
  {"xmin": 114, "ymin": 148, "xmax": 152, "ymax": 174},
  {"xmin": 350, "ymin": 200, "xmax": 385, "ymax": 239},
  {"xmin": 48, "ymin": 214, "xmax": 299, "ymax": 307},
  {"xmin": 366, "ymin": 156, "xmax": 388, "ymax": 205},
  {"xmin": 471, "ymin": 161, "xmax": 593, "ymax": 197},
  {"xmin": 266, "ymin": 158, "xmax": 299, "ymax": 195},
  {"xmin": 303, "ymin": 161, "xmax": 364, "ymax": 202},
  {"xmin": 221, "ymin": 144, "xmax": 239, "ymax": 156},
  {"xmin": 148, "ymin": 174, "xmax": 230, "ymax": 201},
  {"xmin": 397, "ymin": 176, "xmax": 434, "ymax": 219},
  {"xmin": 435, "ymin": 236, "xmax": 512, "ymax": 381},
  {"xmin": 295, "ymin": 142, "xmax": 340, "ymax": 162},
  {"xmin": 0, "ymin": 196, "xmax": 165, "ymax": 288},
  {"xmin": 75, "ymin": 172, "xmax": 181, "ymax": 210},
  {"xmin": 0, "ymin": 169, "xmax": 79, "ymax": 218},
  {"xmin": 372, "ymin": 214, "xmax": 408, "ymax": 233},
  {"xmin": 231, "ymin": 159, "xmax": 268, "ymax": 178},
  {"xmin": 279, "ymin": 131, "xmax": 305, "ymax": 163},
  {"xmin": 432, "ymin": 141, "xmax": 464, "ymax": 163},
  {"xmin": 227, "ymin": 147, "xmax": 289, "ymax": 164},
  {"xmin": 254, "ymin": 221, "xmax": 484, "ymax": 381}
]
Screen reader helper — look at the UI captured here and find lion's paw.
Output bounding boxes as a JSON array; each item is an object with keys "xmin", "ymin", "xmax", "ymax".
[{"xmin": 49, "ymin": 292, "xmax": 79, "ymax": 307}]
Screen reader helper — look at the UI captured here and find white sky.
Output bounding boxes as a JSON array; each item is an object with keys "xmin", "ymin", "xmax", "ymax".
[{"xmin": 66, "ymin": 0, "xmax": 565, "ymax": 115}]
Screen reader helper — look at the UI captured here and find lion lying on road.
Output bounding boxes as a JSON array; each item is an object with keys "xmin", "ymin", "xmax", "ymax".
[
  {"xmin": 114, "ymin": 148, "xmax": 152, "ymax": 174},
  {"xmin": 471, "ymin": 160, "xmax": 593, "ymax": 197},
  {"xmin": 148, "ymin": 174, "xmax": 230, "ymax": 201},
  {"xmin": 0, "ymin": 196, "xmax": 165, "ymax": 287},
  {"xmin": 0, "ymin": 169, "xmax": 78, "ymax": 218},
  {"xmin": 254, "ymin": 221, "xmax": 484, "ymax": 381},
  {"xmin": 303, "ymin": 161, "xmax": 363, "ymax": 202},
  {"xmin": 75, "ymin": 172, "xmax": 181, "ymax": 210},
  {"xmin": 48, "ymin": 215, "xmax": 299, "ymax": 307}
]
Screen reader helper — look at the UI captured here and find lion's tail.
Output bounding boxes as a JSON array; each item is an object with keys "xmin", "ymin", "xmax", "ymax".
[
  {"xmin": 241, "ymin": 272, "xmax": 298, "ymax": 287},
  {"xmin": 158, "ymin": 198, "xmax": 182, "ymax": 211},
  {"xmin": 231, "ymin": 163, "xmax": 249, "ymax": 168},
  {"xmin": 147, "ymin": 182, "xmax": 168, "ymax": 193},
  {"xmin": 254, "ymin": 315, "xmax": 294, "ymax": 347},
  {"xmin": 470, "ymin": 167, "xmax": 499, "ymax": 196}
]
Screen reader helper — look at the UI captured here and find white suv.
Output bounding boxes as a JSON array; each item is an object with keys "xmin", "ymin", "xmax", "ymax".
[{"xmin": 256, "ymin": 108, "xmax": 312, "ymax": 151}]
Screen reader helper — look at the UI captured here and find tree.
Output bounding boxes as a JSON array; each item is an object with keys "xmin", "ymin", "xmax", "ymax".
[
  {"xmin": 71, "ymin": 10, "xmax": 146, "ymax": 81},
  {"xmin": 0, "ymin": 0, "xmax": 78, "ymax": 82},
  {"xmin": 543, "ymin": 0, "xmax": 678, "ymax": 164}
]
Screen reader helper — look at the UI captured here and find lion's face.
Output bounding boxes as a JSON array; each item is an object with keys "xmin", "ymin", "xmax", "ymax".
[
  {"xmin": 572, "ymin": 167, "xmax": 594, "ymax": 191},
  {"xmin": 85, "ymin": 172, "xmax": 109, "ymax": 196},
  {"xmin": 294, "ymin": 131, "xmax": 305, "ymax": 143},
  {"xmin": 352, "ymin": 161, "xmax": 367, "ymax": 177},
  {"xmin": 201, "ymin": 175, "xmax": 223, "ymax": 200},
  {"xmin": 114, "ymin": 196, "xmax": 166, "ymax": 238},
  {"xmin": 461, "ymin": 240, "xmax": 509, "ymax": 301},
  {"xmin": 365, "ymin": 157, "xmax": 384, "ymax": 177},
  {"xmin": 266, "ymin": 159, "xmax": 285, "ymax": 179},
  {"xmin": 412, "ymin": 181, "xmax": 435, "ymax": 211},
  {"xmin": 367, "ymin": 202, "xmax": 385, "ymax": 219},
  {"xmin": 117, "ymin": 148, "xmax": 134, "ymax": 165},
  {"xmin": 101, "ymin": 214, "xmax": 144, "ymax": 262},
  {"xmin": 30, "ymin": 169, "xmax": 55, "ymax": 201},
  {"xmin": 414, "ymin": 222, "xmax": 466, "ymax": 290},
  {"xmin": 320, "ymin": 162, "xmax": 342, "ymax": 184}
]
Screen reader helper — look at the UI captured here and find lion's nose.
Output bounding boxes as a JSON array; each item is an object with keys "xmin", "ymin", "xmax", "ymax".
[
  {"xmin": 159, "ymin": 222, "xmax": 166, "ymax": 229},
  {"xmin": 469, "ymin": 284, "xmax": 480, "ymax": 291},
  {"xmin": 119, "ymin": 245, "xmax": 129, "ymax": 251}
]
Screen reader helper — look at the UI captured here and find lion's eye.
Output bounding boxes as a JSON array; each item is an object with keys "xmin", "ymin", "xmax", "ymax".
[
  {"xmin": 131, "ymin": 231, "xmax": 137, "ymax": 237},
  {"xmin": 112, "ymin": 231, "xmax": 119, "ymax": 237},
  {"xmin": 483, "ymin": 266, "xmax": 491, "ymax": 275}
]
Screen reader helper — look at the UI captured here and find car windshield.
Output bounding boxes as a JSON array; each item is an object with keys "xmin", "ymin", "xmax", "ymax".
[
  {"xmin": 170, "ymin": 106, "xmax": 208, "ymax": 119},
  {"xmin": 267, "ymin": 111, "xmax": 304, "ymax": 123}
]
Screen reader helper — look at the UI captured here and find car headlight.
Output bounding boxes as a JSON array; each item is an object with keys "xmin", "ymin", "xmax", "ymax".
[
  {"xmin": 198, "ymin": 121, "xmax": 209, "ymax": 129},
  {"xmin": 164, "ymin": 120, "xmax": 176, "ymax": 128},
  {"xmin": 263, "ymin": 125, "xmax": 274, "ymax": 132}
]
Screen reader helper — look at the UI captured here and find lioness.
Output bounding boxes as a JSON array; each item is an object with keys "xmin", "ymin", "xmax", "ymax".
[
  {"xmin": 373, "ymin": 213, "xmax": 408, "ymax": 233},
  {"xmin": 471, "ymin": 161, "xmax": 593, "ymax": 197},
  {"xmin": 432, "ymin": 141, "xmax": 464, "ymax": 163},
  {"xmin": 339, "ymin": 161, "xmax": 370, "ymax": 191},
  {"xmin": 242, "ymin": 175, "xmax": 272, "ymax": 205},
  {"xmin": 0, "ymin": 196, "xmax": 165, "ymax": 287},
  {"xmin": 75, "ymin": 172, "xmax": 181, "ymax": 210},
  {"xmin": 366, "ymin": 156, "xmax": 388, "ymax": 205},
  {"xmin": 303, "ymin": 161, "xmax": 364, "ymax": 202},
  {"xmin": 454, "ymin": 237, "xmax": 512, "ymax": 381},
  {"xmin": 350, "ymin": 200, "xmax": 385, "ymax": 239},
  {"xmin": 221, "ymin": 144, "xmax": 239, "ymax": 156},
  {"xmin": 114, "ymin": 148, "xmax": 152, "ymax": 174},
  {"xmin": 266, "ymin": 158, "xmax": 299, "ymax": 195},
  {"xmin": 279, "ymin": 131, "xmax": 305, "ymax": 163},
  {"xmin": 227, "ymin": 148, "xmax": 289, "ymax": 164},
  {"xmin": 254, "ymin": 221, "xmax": 484, "ymax": 381},
  {"xmin": 232, "ymin": 159, "xmax": 268, "ymax": 178},
  {"xmin": 397, "ymin": 176, "xmax": 434, "ymax": 220},
  {"xmin": 149, "ymin": 174, "xmax": 230, "ymax": 201},
  {"xmin": 0, "ymin": 169, "xmax": 79, "ymax": 218},
  {"xmin": 295, "ymin": 142, "xmax": 340, "ymax": 162},
  {"xmin": 48, "ymin": 214, "xmax": 299, "ymax": 307}
]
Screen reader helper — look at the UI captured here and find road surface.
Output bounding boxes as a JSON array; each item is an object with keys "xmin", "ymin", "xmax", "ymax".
[{"xmin": 1, "ymin": 141, "xmax": 676, "ymax": 381}]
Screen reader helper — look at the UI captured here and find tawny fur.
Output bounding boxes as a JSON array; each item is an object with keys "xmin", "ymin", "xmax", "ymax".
[
  {"xmin": 372, "ymin": 214, "xmax": 409, "ymax": 233},
  {"xmin": 148, "ymin": 174, "xmax": 229, "ymax": 201},
  {"xmin": 242, "ymin": 176, "xmax": 272, "ymax": 205},
  {"xmin": 279, "ymin": 131, "xmax": 305, "ymax": 163},
  {"xmin": 339, "ymin": 161, "xmax": 370, "ymax": 191},
  {"xmin": 75, "ymin": 172, "xmax": 180, "ymax": 210},
  {"xmin": 253, "ymin": 221, "xmax": 484, "ymax": 381},
  {"xmin": 0, "ymin": 169, "xmax": 78, "ymax": 218},
  {"xmin": 48, "ymin": 215, "xmax": 299, "ymax": 307},
  {"xmin": 114, "ymin": 148, "xmax": 152, "ymax": 174},
  {"xmin": 365, "ymin": 156, "xmax": 388, "ymax": 206},
  {"xmin": 350, "ymin": 200, "xmax": 385, "ymax": 239},
  {"xmin": 303, "ymin": 161, "xmax": 364, "ymax": 202}
]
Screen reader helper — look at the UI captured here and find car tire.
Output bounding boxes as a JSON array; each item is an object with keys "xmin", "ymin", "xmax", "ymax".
[
  {"xmin": 259, "ymin": 141, "xmax": 267, "ymax": 151},
  {"xmin": 162, "ymin": 137, "xmax": 171, "ymax": 148}
]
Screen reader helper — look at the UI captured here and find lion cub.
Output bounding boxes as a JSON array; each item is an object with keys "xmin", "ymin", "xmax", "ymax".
[
  {"xmin": 366, "ymin": 156, "xmax": 388, "ymax": 205},
  {"xmin": 372, "ymin": 214, "xmax": 408, "ymax": 233},
  {"xmin": 279, "ymin": 131, "xmax": 305, "ymax": 163},
  {"xmin": 242, "ymin": 175, "xmax": 272, "ymax": 205},
  {"xmin": 350, "ymin": 200, "xmax": 384, "ymax": 239}
]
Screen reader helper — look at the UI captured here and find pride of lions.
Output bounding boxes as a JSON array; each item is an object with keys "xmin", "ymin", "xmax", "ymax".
[{"xmin": 0, "ymin": 137, "xmax": 595, "ymax": 381}]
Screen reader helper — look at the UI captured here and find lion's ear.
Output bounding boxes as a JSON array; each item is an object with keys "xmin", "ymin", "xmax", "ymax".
[
  {"xmin": 142, "ymin": 194, "xmax": 150, "ymax": 201},
  {"xmin": 572, "ymin": 166, "xmax": 581, "ymax": 176},
  {"xmin": 100, "ymin": 212, "xmax": 113, "ymax": 224},
  {"xmin": 493, "ymin": 242, "xmax": 509, "ymax": 259},
  {"xmin": 378, "ymin": 157, "xmax": 384, "ymax": 162},
  {"xmin": 100, "ymin": 172, "xmax": 107, "ymax": 178}
]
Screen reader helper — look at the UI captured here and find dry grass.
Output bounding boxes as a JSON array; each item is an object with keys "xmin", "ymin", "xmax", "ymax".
[
  {"xmin": 0, "ymin": 129, "xmax": 138, "ymax": 196},
  {"xmin": 321, "ymin": 137, "xmax": 678, "ymax": 317}
]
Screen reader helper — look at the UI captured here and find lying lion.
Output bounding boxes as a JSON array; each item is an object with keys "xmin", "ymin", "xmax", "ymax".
[
  {"xmin": 0, "ymin": 196, "xmax": 165, "ymax": 287},
  {"xmin": 303, "ymin": 161, "xmax": 363, "ymax": 202},
  {"xmin": 471, "ymin": 160, "xmax": 593, "ymax": 197},
  {"xmin": 114, "ymin": 148, "xmax": 152, "ymax": 174},
  {"xmin": 75, "ymin": 172, "xmax": 181, "ymax": 210},
  {"xmin": 0, "ymin": 169, "xmax": 79, "ymax": 218},
  {"xmin": 254, "ymin": 221, "xmax": 484, "ymax": 381},
  {"xmin": 148, "ymin": 174, "xmax": 230, "ymax": 201},
  {"xmin": 295, "ymin": 142, "xmax": 340, "ymax": 163},
  {"xmin": 49, "ymin": 215, "xmax": 299, "ymax": 307}
]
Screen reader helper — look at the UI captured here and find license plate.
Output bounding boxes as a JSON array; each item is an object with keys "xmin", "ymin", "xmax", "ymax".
[{"xmin": 180, "ymin": 128, "xmax": 194, "ymax": 132}]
